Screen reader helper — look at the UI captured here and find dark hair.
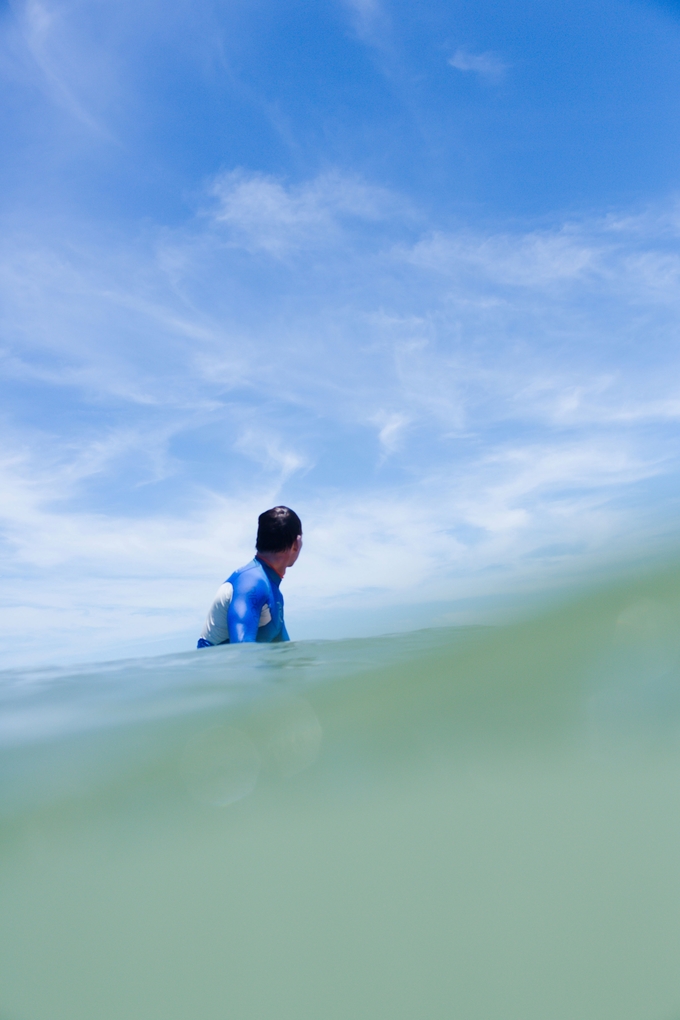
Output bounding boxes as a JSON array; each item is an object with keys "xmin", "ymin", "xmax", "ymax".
[{"xmin": 256, "ymin": 506, "xmax": 302, "ymax": 553}]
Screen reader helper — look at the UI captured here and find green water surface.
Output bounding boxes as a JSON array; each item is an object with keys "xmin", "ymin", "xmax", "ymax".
[{"xmin": 2, "ymin": 569, "xmax": 680, "ymax": 1020}]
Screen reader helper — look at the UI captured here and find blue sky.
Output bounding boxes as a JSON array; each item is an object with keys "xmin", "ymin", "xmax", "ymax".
[{"xmin": 2, "ymin": 0, "xmax": 680, "ymax": 665}]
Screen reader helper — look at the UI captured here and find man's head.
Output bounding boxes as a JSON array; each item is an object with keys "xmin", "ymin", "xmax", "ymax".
[{"xmin": 256, "ymin": 506, "xmax": 302, "ymax": 568}]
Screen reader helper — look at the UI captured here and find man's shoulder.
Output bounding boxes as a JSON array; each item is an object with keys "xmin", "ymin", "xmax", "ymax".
[{"xmin": 228, "ymin": 559, "xmax": 269, "ymax": 590}]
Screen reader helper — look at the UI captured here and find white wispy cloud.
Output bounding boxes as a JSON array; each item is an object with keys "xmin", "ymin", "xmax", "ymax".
[
  {"xmin": 371, "ymin": 411, "xmax": 411, "ymax": 458},
  {"xmin": 340, "ymin": 0, "xmax": 389, "ymax": 45},
  {"xmin": 448, "ymin": 48, "xmax": 508, "ymax": 79},
  {"xmin": 9, "ymin": 0, "xmax": 119, "ymax": 137},
  {"xmin": 209, "ymin": 169, "xmax": 400, "ymax": 255},
  {"xmin": 1, "ymin": 0, "xmax": 230, "ymax": 143},
  {"xmin": 234, "ymin": 428, "xmax": 311, "ymax": 481},
  {"xmin": 405, "ymin": 227, "xmax": 597, "ymax": 285}
]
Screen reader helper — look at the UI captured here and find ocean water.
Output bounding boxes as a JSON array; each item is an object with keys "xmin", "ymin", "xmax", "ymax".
[{"xmin": 3, "ymin": 568, "xmax": 680, "ymax": 1020}]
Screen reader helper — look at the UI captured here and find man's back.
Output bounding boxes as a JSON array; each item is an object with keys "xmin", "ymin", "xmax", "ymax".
[{"xmin": 197, "ymin": 557, "xmax": 289, "ymax": 646}]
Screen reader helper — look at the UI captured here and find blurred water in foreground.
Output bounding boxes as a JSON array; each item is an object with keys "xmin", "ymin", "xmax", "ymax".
[{"xmin": 3, "ymin": 566, "xmax": 680, "ymax": 1020}]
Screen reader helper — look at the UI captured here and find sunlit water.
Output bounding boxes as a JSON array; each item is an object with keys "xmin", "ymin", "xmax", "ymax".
[{"xmin": 3, "ymin": 568, "xmax": 680, "ymax": 1020}]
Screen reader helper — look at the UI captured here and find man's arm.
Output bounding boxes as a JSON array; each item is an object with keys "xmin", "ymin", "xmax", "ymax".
[
  {"xmin": 227, "ymin": 573, "xmax": 267, "ymax": 643},
  {"xmin": 197, "ymin": 582, "xmax": 234, "ymax": 647}
]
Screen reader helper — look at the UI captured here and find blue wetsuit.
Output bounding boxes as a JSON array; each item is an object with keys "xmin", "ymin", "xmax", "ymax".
[{"xmin": 197, "ymin": 557, "xmax": 289, "ymax": 647}]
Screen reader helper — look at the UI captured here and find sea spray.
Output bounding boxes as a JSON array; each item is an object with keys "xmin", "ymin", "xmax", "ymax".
[{"xmin": 2, "ymin": 566, "xmax": 680, "ymax": 1019}]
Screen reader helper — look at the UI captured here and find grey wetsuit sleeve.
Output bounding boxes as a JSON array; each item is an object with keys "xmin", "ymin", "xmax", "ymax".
[{"xmin": 198, "ymin": 582, "xmax": 233, "ymax": 646}]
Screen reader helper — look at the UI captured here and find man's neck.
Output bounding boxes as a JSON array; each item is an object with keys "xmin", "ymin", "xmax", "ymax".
[{"xmin": 256, "ymin": 552, "xmax": 287, "ymax": 578}]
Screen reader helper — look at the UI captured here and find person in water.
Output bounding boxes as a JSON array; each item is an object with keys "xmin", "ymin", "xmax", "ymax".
[{"xmin": 197, "ymin": 506, "xmax": 302, "ymax": 647}]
